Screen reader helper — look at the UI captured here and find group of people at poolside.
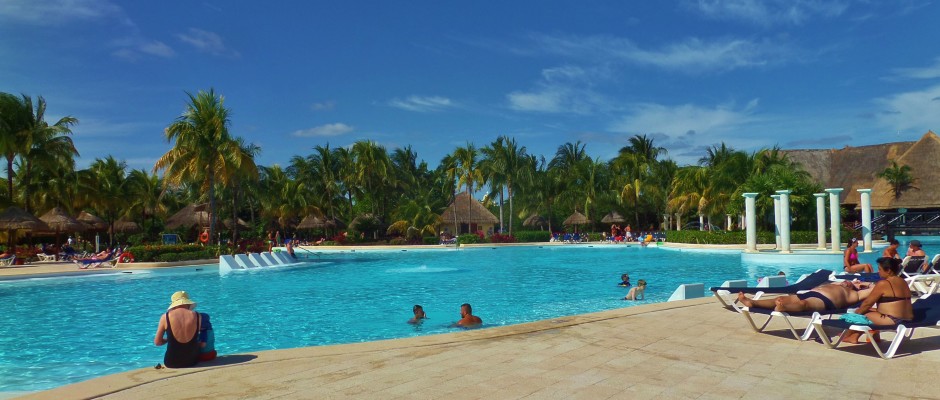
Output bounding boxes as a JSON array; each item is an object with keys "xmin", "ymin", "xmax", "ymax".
[
  {"xmin": 407, "ymin": 303, "xmax": 483, "ymax": 327},
  {"xmin": 844, "ymin": 237, "xmax": 929, "ymax": 273},
  {"xmin": 740, "ymin": 256, "xmax": 914, "ymax": 343}
]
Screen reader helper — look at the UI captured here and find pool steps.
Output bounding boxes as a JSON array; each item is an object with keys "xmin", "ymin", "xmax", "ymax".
[
  {"xmin": 219, "ymin": 252, "xmax": 305, "ymax": 275},
  {"xmin": 669, "ymin": 274, "xmax": 796, "ymax": 301}
]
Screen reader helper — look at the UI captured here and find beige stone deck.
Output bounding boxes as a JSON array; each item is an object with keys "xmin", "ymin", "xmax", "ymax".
[{"xmin": 18, "ymin": 297, "xmax": 940, "ymax": 400}]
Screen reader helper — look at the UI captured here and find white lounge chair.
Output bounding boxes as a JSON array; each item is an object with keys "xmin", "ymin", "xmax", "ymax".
[
  {"xmin": 0, "ymin": 256, "xmax": 15, "ymax": 267},
  {"xmin": 36, "ymin": 253, "xmax": 56, "ymax": 262}
]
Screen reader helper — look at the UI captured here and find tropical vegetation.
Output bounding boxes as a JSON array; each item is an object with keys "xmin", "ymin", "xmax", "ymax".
[{"xmin": 0, "ymin": 89, "xmax": 835, "ymax": 250}]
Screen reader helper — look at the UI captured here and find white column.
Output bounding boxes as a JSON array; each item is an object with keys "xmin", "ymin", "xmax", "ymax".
[
  {"xmin": 743, "ymin": 193, "xmax": 758, "ymax": 253},
  {"xmin": 675, "ymin": 213, "xmax": 681, "ymax": 230},
  {"xmin": 814, "ymin": 193, "xmax": 827, "ymax": 250},
  {"xmin": 858, "ymin": 188, "xmax": 873, "ymax": 252},
  {"xmin": 698, "ymin": 214, "xmax": 705, "ymax": 231},
  {"xmin": 663, "ymin": 214, "xmax": 669, "ymax": 231},
  {"xmin": 726, "ymin": 214, "xmax": 732, "ymax": 231},
  {"xmin": 776, "ymin": 190, "xmax": 792, "ymax": 253},
  {"xmin": 771, "ymin": 194, "xmax": 781, "ymax": 249},
  {"xmin": 826, "ymin": 188, "xmax": 844, "ymax": 253},
  {"xmin": 739, "ymin": 214, "xmax": 745, "ymax": 231}
]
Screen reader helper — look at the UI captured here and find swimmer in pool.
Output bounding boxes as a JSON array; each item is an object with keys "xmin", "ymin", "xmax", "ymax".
[
  {"xmin": 408, "ymin": 304, "xmax": 426, "ymax": 324},
  {"xmin": 619, "ymin": 273, "xmax": 631, "ymax": 287},
  {"xmin": 454, "ymin": 303, "xmax": 482, "ymax": 327}
]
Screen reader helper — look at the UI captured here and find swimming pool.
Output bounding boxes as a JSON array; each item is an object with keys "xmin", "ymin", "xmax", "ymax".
[{"xmin": 0, "ymin": 243, "xmax": 900, "ymax": 393}]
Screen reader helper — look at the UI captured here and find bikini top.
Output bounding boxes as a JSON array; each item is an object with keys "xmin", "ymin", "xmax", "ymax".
[{"xmin": 880, "ymin": 279, "xmax": 911, "ymax": 303}]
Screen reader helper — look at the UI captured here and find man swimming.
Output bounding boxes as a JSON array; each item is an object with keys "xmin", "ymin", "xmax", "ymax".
[
  {"xmin": 408, "ymin": 304, "xmax": 426, "ymax": 324},
  {"xmin": 454, "ymin": 303, "xmax": 482, "ymax": 327},
  {"xmin": 737, "ymin": 281, "xmax": 872, "ymax": 312}
]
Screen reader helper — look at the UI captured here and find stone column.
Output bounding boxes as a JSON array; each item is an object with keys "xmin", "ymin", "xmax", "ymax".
[
  {"xmin": 698, "ymin": 214, "xmax": 705, "ymax": 231},
  {"xmin": 739, "ymin": 214, "xmax": 745, "ymax": 231},
  {"xmin": 814, "ymin": 193, "xmax": 827, "ymax": 250},
  {"xmin": 771, "ymin": 194, "xmax": 781, "ymax": 249},
  {"xmin": 858, "ymin": 188, "xmax": 873, "ymax": 252},
  {"xmin": 776, "ymin": 190, "xmax": 792, "ymax": 253},
  {"xmin": 676, "ymin": 213, "xmax": 681, "ymax": 230},
  {"xmin": 726, "ymin": 214, "xmax": 732, "ymax": 231},
  {"xmin": 663, "ymin": 214, "xmax": 670, "ymax": 231},
  {"xmin": 825, "ymin": 188, "xmax": 844, "ymax": 253},
  {"xmin": 743, "ymin": 193, "xmax": 758, "ymax": 253}
]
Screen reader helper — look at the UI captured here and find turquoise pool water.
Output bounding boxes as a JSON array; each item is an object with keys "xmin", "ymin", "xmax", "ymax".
[{"xmin": 0, "ymin": 242, "xmax": 906, "ymax": 392}]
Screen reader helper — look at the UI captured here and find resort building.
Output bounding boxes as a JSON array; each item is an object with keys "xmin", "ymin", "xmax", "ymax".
[{"xmin": 785, "ymin": 130, "xmax": 940, "ymax": 211}]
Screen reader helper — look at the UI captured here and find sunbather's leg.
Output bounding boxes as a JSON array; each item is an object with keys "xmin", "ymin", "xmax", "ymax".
[
  {"xmin": 737, "ymin": 292, "xmax": 788, "ymax": 309},
  {"xmin": 845, "ymin": 263, "xmax": 873, "ymax": 273},
  {"xmin": 843, "ymin": 311, "xmax": 896, "ymax": 343}
]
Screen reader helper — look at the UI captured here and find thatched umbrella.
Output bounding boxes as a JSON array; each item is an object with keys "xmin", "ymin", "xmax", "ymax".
[
  {"xmin": 563, "ymin": 210, "xmax": 590, "ymax": 232},
  {"xmin": 112, "ymin": 219, "xmax": 141, "ymax": 234},
  {"xmin": 297, "ymin": 214, "xmax": 326, "ymax": 230},
  {"xmin": 39, "ymin": 207, "xmax": 87, "ymax": 248},
  {"xmin": 523, "ymin": 214, "xmax": 547, "ymax": 229},
  {"xmin": 223, "ymin": 218, "xmax": 250, "ymax": 229},
  {"xmin": 0, "ymin": 206, "xmax": 50, "ymax": 253},
  {"xmin": 440, "ymin": 192, "xmax": 499, "ymax": 234},
  {"xmin": 77, "ymin": 211, "xmax": 107, "ymax": 231},
  {"xmin": 601, "ymin": 211, "xmax": 626, "ymax": 224},
  {"xmin": 166, "ymin": 204, "xmax": 210, "ymax": 229}
]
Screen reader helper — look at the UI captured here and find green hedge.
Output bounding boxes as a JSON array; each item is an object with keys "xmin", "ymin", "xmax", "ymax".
[
  {"xmin": 457, "ymin": 234, "xmax": 483, "ymax": 245},
  {"xmin": 126, "ymin": 244, "xmax": 219, "ymax": 262},
  {"xmin": 423, "ymin": 236, "xmax": 439, "ymax": 245},
  {"xmin": 513, "ymin": 230, "xmax": 552, "ymax": 243},
  {"xmin": 665, "ymin": 230, "xmax": 853, "ymax": 245}
]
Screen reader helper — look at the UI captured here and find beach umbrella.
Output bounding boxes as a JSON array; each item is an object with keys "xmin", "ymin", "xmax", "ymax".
[
  {"xmin": 601, "ymin": 211, "xmax": 626, "ymax": 224},
  {"xmin": 523, "ymin": 214, "xmax": 547, "ymax": 228},
  {"xmin": 165, "ymin": 203, "xmax": 211, "ymax": 229},
  {"xmin": 39, "ymin": 207, "xmax": 87, "ymax": 233},
  {"xmin": 0, "ymin": 206, "xmax": 50, "ymax": 253},
  {"xmin": 77, "ymin": 211, "xmax": 108, "ymax": 231},
  {"xmin": 112, "ymin": 219, "xmax": 141, "ymax": 234},
  {"xmin": 297, "ymin": 213, "xmax": 327, "ymax": 230},
  {"xmin": 563, "ymin": 210, "xmax": 590, "ymax": 225}
]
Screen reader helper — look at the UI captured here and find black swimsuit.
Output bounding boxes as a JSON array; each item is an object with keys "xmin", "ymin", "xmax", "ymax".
[
  {"xmin": 877, "ymin": 281, "xmax": 912, "ymax": 324},
  {"xmin": 164, "ymin": 311, "xmax": 201, "ymax": 368}
]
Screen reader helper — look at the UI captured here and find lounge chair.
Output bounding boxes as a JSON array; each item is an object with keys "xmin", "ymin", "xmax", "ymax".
[
  {"xmin": 738, "ymin": 304, "xmax": 855, "ymax": 341},
  {"xmin": 832, "ymin": 272, "xmax": 880, "ymax": 282},
  {"xmin": 0, "ymin": 255, "xmax": 15, "ymax": 267},
  {"xmin": 906, "ymin": 274, "xmax": 940, "ymax": 298},
  {"xmin": 810, "ymin": 295, "xmax": 940, "ymax": 359},
  {"xmin": 710, "ymin": 269, "xmax": 834, "ymax": 307},
  {"xmin": 900, "ymin": 256, "xmax": 927, "ymax": 278},
  {"xmin": 36, "ymin": 253, "xmax": 56, "ymax": 262},
  {"xmin": 75, "ymin": 250, "xmax": 117, "ymax": 269}
]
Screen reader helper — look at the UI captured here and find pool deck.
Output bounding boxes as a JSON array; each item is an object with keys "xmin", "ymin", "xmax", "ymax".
[{"xmin": 18, "ymin": 296, "xmax": 940, "ymax": 400}]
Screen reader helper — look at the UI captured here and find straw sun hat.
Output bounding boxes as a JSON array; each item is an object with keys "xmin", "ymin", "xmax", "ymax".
[{"xmin": 168, "ymin": 291, "xmax": 197, "ymax": 310}]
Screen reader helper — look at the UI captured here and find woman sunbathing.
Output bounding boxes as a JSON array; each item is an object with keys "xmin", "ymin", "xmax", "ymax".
[
  {"xmin": 843, "ymin": 257, "xmax": 914, "ymax": 344},
  {"xmin": 737, "ymin": 280, "xmax": 872, "ymax": 312}
]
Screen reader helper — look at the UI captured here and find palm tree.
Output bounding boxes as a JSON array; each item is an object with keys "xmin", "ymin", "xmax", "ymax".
[
  {"xmin": 221, "ymin": 137, "xmax": 259, "ymax": 244},
  {"xmin": 878, "ymin": 161, "xmax": 916, "ymax": 199},
  {"xmin": 481, "ymin": 136, "xmax": 529, "ymax": 235},
  {"xmin": 452, "ymin": 143, "xmax": 483, "ymax": 233},
  {"xmin": 154, "ymin": 89, "xmax": 238, "ymax": 241},
  {"xmin": 125, "ymin": 169, "xmax": 166, "ymax": 236},
  {"xmin": 351, "ymin": 140, "xmax": 392, "ymax": 219},
  {"xmin": 0, "ymin": 93, "xmax": 78, "ymax": 208},
  {"xmin": 84, "ymin": 157, "xmax": 128, "ymax": 246}
]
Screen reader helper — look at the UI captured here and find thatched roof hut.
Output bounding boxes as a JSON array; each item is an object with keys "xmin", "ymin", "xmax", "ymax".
[
  {"xmin": 784, "ymin": 131, "xmax": 940, "ymax": 209},
  {"xmin": 523, "ymin": 214, "xmax": 547, "ymax": 227},
  {"xmin": 112, "ymin": 219, "xmax": 141, "ymax": 234},
  {"xmin": 440, "ymin": 192, "xmax": 499, "ymax": 224},
  {"xmin": 166, "ymin": 204, "xmax": 210, "ymax": 229}
]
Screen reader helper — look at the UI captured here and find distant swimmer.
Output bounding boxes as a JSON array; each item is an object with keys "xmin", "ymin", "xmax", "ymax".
[
  {"xmin": 619, "ymin": 273, "xmax": 631, "ymax": 287},
  {"xmin": 454, "ymin": 303, "xmax": 482, "ymax": 327},
  {"xmin": 408, "ymin": 304, "xmax": 426, "ymax": 324}
]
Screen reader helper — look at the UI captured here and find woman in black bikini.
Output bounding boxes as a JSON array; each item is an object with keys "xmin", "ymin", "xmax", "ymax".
[{"xmin": 844, "ymin": 257, "xmax": 914, "ymax": 344}]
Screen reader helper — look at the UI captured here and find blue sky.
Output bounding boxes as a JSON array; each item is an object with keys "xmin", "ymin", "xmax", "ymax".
[{"xmin": 2, "ymin": 0, "xmax": 940, "ymax": 171}]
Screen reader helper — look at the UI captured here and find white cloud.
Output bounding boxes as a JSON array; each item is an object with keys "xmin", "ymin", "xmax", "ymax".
[
  {"xmin": 388, "ymin": 96, "xmax": 455, "ymax": 112},
  {"xmin": 506, "ymin": 65, "xmax": 615, "ymax": 114},
  {"xmin": 506, "ymin": 89, "xmax": 566, "ymax": 113},
  {"xmin": 530, "ymin": 34, "xmax": 793, "ymax": 73},
  {"xmin": 689, "ymin": 0, "xmax": 849, "ymax": 26},
  {"xmin": 609, "ymin": 100, "xmax": 758, "ymax": 139},
  {"xmin": 310, "ymin": 101, "xmax": 335, "ymax": 111},
  {"xmin": 0, "ymin": 0, "xmax": 131, "ymax": 26},
  {"xmin": 292, "ymin": 123, "xmax": 354, "ymax": 137},
  {"xmin": 111, "ymin": 39, "xmax": 175, "ymax": 61},
  {"xmin": 177, "ymin": 28, "xmax": 239, "ymax": 57},
  {"xmin": 891, "ymin": 57, "xmax": 940, "ymax": 80},
  {"xmin": 873, "ymin": 84, "xmax": 940, "ymax": 132},
  {"xmin": 138, "ymin": 40, "xmax": 175, "ymax": 58}
]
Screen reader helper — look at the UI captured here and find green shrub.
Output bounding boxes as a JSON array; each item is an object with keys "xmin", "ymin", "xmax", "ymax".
[
  {"xmin": 126, "ymin": 244, "xmax": 218, "ymax": 262},
  {"xmin": 513, "ymin": 230, "xmax": 551, "ymax": 243},
  {"xmin": 587, "ymin": 233, "xmax": 604, "ymax": 242},
  {"xmin": 388, "ymin": 237, "xmax": 408, "ymax": 245},
  {"xmin": 457, "ymin": 234, "xmax": 483, "ymax": 245},
  {"xmin": 423, "ymin": 236, "xmax": 438, "ymax": 245},
  {"xmin": 665, "ymin": 230, "xmax": 853, "ymax": 245}
]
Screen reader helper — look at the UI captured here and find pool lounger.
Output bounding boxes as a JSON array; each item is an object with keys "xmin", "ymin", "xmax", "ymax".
[
  {"xmin": 906, "ymin": 274, "xmax": 940, "ymax": 298},
  {"xmin": 811, "ymin": 295, "xmax": 940, "ymax": 359},
  {"xmin": 710, "ymin": 269, "xmax": 833, "ymax": 308},
  {"xmin": 739, "ymin": 305, "xmax": 851, "ymax": 341}
]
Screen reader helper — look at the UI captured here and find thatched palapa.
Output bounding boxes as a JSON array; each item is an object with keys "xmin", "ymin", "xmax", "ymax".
[
  {"xmin": 39, "ymin": 207, "xmax": 86, "ymax": 232},
  {"xmin": 563, "ymin": 210, "xmax": 590, "ymax": 225},
  {"xmin": 165, "ymin": 204, "xmax": 210, "ymax": 229},
  {"xmin": 112, "ymin": 219, "xmax": 141, "ymax": 233},
  {"xmin": 440, "ymin": 192, "xmax": 499, "ymax": 234},
  {"xmin": 77, "ymin": 211, "xmax": 107, "ymax": 231},
  {"xmin": 523, "ymin": 214, "xmax": 547, "ymax": 227}
]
